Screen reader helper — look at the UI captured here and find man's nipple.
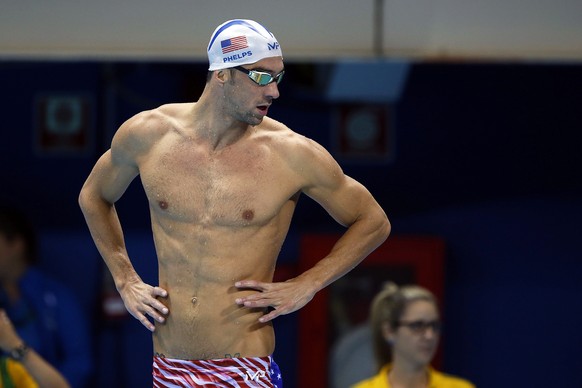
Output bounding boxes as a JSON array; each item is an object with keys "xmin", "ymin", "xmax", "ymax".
[
  {"xmin": 158, "ymin": 200, "xmax": 168, "ymax": 210},
  {"xmin": 242, "ymin": 210, "xmax": 254, "ymax": 221}
]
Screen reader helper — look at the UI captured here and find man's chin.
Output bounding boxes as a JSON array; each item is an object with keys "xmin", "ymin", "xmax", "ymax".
[{"xmin": 247, "ymin": 115, "xmax": 264, "ymax": 126}]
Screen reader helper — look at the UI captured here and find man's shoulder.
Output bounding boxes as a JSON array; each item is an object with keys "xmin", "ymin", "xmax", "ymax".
[
  {"xmin": 156, "ymin": 102, "xmax": 194, "ymax": 117},
  {"xmin": 257, "ymin": 120, "xmax": 329, "ymax": 168},
  {"xmin": 257, "ymin": 117, "xmax": 316, "ymax": 148},
  {"xmin": 114, "ymin": 103, "xmax": 191, "ymax": 151},
  {"xmin": 126, "ymin": 103, "xmax": 189, "ymax": 129},
  {"xmin": 257, "ymin": 116, "xmax": 291, "ymax": 133}
]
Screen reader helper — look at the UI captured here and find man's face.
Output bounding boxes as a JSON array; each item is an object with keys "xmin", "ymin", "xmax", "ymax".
[{"xmin": 225, "ymin": 56, "xmax": 284, "ymax": 126}]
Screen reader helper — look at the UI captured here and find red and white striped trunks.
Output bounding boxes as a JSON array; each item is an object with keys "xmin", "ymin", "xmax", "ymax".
[{"xmin": 152, "ymin": 355, "xmax": 283, "ymax": 387}]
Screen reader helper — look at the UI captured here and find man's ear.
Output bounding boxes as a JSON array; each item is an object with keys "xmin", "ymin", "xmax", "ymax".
[{"xmin": 214, "ymin": 69, "xmax": 228, "ymax": 84}]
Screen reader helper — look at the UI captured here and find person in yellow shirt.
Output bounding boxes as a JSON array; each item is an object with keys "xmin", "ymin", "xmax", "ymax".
[
  {"xmin": 352, "ymin": 283, "xmax": 474, "ymax": 388},
  {"xmin": 0, "ymin": 309, "xmax": 70, "ymax": 388}
]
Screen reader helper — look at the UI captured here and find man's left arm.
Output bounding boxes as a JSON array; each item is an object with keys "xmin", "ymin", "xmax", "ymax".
[{"xmin": 235, "ymin": 140, "xmax": 390, "ymax": 322}]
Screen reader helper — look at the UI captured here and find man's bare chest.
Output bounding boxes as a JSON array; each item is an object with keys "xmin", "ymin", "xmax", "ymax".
[{"xmin": 139, "ymin": 142, "xmax": 298, "ymax": 226}]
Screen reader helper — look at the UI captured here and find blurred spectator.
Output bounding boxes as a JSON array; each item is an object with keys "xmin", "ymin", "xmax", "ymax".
[
  {"xmin": 0, "ymin": 308, "xmax": 70, "ymax": 387},
  {"xmin": 351, "ymin": 282, "xmax": 474, "ymax": 388},
  {"xmin": 0, "ymin": 206, "xmax": 92, "ymax": 387}
]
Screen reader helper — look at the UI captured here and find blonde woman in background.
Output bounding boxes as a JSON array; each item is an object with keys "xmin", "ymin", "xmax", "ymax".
[{"xmin": 352, "ymin": 283, "xmax": 474, "ymax": 388}]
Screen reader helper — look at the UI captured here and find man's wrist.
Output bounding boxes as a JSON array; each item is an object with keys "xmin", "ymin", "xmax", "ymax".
[{"xmin": 8, "ymin": 343, "xmax": 30, "ymax": 361}]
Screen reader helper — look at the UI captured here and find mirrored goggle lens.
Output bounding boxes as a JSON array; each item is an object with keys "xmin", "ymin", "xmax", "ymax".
[{"xmin": 249, "ymin": 70, "xmax": 284, "ymax": 86}]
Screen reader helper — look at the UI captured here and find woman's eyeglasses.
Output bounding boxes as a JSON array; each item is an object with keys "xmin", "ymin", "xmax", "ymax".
[{"xmin": 397, "ymin": 320, "xmax": 442, "ymax": 334}]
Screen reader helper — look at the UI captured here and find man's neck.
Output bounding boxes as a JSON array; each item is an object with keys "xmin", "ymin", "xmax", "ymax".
[{"xmin": 192, "ymin": 95, "xmax": 251, "ymax": 151}]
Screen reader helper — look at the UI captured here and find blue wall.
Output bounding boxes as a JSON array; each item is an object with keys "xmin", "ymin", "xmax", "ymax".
[{"xmin": 1, "ymin": 61, "xmax": 581, "ymax": 387}]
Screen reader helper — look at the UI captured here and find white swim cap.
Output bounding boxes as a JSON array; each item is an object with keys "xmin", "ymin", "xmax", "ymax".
[{"xmin": 207, "ymin": 19, "xmax": 283, "ymax": 71}]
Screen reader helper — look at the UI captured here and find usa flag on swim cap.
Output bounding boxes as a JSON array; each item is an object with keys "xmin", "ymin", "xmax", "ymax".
[{"xmin": 221, "ymin": 36, "xmax": 249, "ymax": 54}]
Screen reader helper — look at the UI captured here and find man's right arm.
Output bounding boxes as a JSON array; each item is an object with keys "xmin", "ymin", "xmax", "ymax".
[{"xmin": 78, "ymin": 118, "xmax": 168, "ymax": 331}]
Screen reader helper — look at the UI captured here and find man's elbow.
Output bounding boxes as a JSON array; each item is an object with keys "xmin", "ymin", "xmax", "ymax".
[
  {"xmin": 377, "ymin": 213, "xmax": 391, "ymax": 243},
  {"xmin": 78, "ymin": 186, "xmax": 91, "ymax": 214},
  {"xmin": 368, "ymin": 204, "xmax": 390, "ymax": 244},
  {"xmin": 78, "ymin": 184, "xmax": 102, "ymax": 217}
]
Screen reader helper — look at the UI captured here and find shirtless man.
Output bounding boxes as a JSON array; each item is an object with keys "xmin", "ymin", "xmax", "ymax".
[{"xmin": 79, "ymin": 19, "xmax": 390, "ymax": 387}]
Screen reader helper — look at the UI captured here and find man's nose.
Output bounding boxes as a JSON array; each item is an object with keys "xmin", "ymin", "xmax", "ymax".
[{"xmin": 265, "ymin": 81, "xmax": 280, "ymax": 99}]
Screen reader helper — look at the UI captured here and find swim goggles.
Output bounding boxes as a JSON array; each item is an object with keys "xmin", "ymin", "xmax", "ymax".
[{"xmin": 233, "ymin": 66, "xmax": 285, "ymax": 86}]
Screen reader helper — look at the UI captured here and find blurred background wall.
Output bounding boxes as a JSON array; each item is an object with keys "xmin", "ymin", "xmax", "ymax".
[
  {"xmin": 1, "ymin": 1, "xmax": 581, "ymax": 387},
  {"xmin": 2, "ymin": 0, "xmax": 582, "ymax": 61}
]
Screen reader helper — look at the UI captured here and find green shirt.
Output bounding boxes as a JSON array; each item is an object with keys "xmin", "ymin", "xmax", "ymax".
[{"xmin": 0, "ymin": 357, "xmax": 38, "ymax": 388}]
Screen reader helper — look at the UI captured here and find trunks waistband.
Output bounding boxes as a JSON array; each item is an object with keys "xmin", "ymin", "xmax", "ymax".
[{"xmin": 153, "ymin": 355, "xmax": 282, "ymax": 387}]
